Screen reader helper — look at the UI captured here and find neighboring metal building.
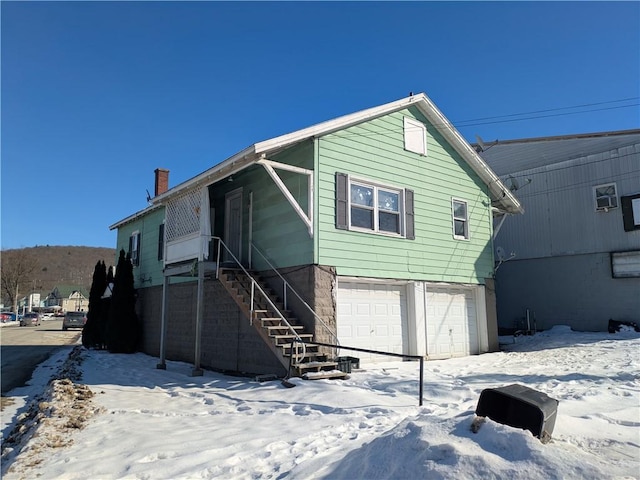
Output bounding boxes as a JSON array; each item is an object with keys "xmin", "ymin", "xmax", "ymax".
[{"xmin": 478, "ymin": 129, "xmax": 640, "ymax": 332}]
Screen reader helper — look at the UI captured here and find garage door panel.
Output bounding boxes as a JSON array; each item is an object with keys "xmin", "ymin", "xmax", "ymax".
[
  {"xmin": 355, "ymin": 325, "xmax": 370, "ymax": 336},
  {"xmin": 426, "ymin": 286, "xmax": 478, "ymax": 360},
  {"xmin": 356, "ymin": 303, "xmax": 370, "ymax": 316},
  {"xmin": 374, "ymin": 304, "xmax": 388, "ymax": 316},
  {"xmin": 375, "ymin": 325, "xmax": 389, "ymax": 336},
  {"xmin": 338, "ymin": 281, "xmax": 408, "ymax": 364}
]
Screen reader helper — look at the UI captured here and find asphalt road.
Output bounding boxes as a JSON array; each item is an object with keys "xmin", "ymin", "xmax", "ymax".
[{"xmin": 1, "ymin": 319, "xmax": 82, "ymax": 396}]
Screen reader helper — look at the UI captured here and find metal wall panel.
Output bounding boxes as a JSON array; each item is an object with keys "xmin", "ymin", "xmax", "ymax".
[{"xmin": 494, "ymin": 145, "xmax": 640, "ymax": 260}]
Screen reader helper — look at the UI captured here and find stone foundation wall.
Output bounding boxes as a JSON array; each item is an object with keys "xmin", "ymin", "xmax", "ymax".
[
  {"xmin": 137, "ymin": 280, "xmax": 286, "ymax": 376},
  {"xmin": 258, "ymin": 264, "xmax": 337, "ymax": 345}
]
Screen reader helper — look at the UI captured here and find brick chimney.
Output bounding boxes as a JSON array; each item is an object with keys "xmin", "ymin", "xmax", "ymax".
[{"xmin": 154, "ymin": 168, "xmax": 169, "ymax": 196}]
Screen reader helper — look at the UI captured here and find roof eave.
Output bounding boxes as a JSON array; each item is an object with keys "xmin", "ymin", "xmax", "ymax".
[
  {"xmin": 114, "ymin": 92, "xmax": 522, "ymax": 225},
  {"xmin": 150, "ymin": 145, "xmax": 258, "ymax": 206},
  {"xmin": 254, "ymin": 95, "xmax": 425, "ymax": 154},
  {"xmin": 109, "ymin": 203, "xmax": 162, "ymax": 231},
  {"xmin": 412, "ymin": 96, "xmax": 524, "ymax": 215}
]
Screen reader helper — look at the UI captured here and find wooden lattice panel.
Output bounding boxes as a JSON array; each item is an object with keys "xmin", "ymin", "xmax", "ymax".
[{"xmin": 165, "ymin": 189, "xmax": 201, "ymax": 242}]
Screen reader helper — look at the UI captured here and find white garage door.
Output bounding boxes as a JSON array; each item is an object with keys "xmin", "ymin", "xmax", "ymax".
[
  {"xmin": 337, "ymin": 281, "xmax": 408, "ymax": 363},
  {"xmin": 426, "ymin": 286, "xmax": 478, "ymax": 359}
]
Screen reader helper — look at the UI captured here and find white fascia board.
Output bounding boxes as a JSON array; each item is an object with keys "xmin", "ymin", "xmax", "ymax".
[
  {"xmin": 148, "ymin": 96, "xmax": 424, "ymax": 207},
  {"xmin": 254, "ymin": 95, "xmax": 425, "ymax": 155},
  {"xmin": 150, "ymin": 146, "xmax": 257, "ymax": 205},
  {"xmin": 413, "ymin": 95, "xmax": 524, "ymax": 215},
  {"xmin": 142, "ymin": 92, "xmax": 521, "ymax": 216},
  {"xmin": 109, "ymin": 204, "xmax": 162, "ymax": 231}
]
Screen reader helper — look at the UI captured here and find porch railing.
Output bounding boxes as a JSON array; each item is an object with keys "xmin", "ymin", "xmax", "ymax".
[
  {"xmin": 250, "ymin": 243, "xmax": 340, "ymax": 356},
  {"xmin": 210, "ymin": 236, "xmax": 306, "ymax": 361}
]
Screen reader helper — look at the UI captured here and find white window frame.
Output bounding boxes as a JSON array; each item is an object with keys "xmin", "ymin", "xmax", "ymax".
[
  {"xmin": 403, "ymin": 117, "xmax": 427, "ymax": 156},
  {"xmin": 129, "ymin": 231, "xmax": 141, "ymax": 266},
  {"xmin": 348, "ymin": 178, "xmax": 405, "ymax": 237},
  {"xmin": 593, "ymin": 182, "xmax": 618, "ymax": 212},
  {"xmin": 452, "ymin": 198, "xmax": 469, "ymax": 240}
]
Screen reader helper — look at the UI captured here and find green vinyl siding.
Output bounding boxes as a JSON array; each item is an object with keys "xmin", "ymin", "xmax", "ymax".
[
  {"xmin": 316, "ymin": 107, "xmax": 494, "ymax": 284},
  {"xmin": 115, "ymin": 207, "xmax": 166, "ymax": 288},
  {"xmin": 226, "ymin": 141, "xmax": 314, "ymax": 270}
]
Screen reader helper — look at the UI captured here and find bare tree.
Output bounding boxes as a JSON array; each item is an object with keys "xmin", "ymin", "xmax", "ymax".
[{"xmin": 1, "ymin": 249, "xmax": 38, "ymax": 314}]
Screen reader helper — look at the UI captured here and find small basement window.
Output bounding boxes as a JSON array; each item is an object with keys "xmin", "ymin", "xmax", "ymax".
[{"xmin": 593, "ymin": 183, "xmax": 618, "ymax": 211}]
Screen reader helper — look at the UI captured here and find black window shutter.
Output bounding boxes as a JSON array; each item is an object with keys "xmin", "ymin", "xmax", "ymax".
[
  {"xmin": 158, "ymin": 223, "xmax": 165, "ymax": 260},
  {"xmin": 336, "ymin": 172, "xmax": 348, "ymax": 230},
  {"xmin": 128, "ymin": 235, "xmax": 134, "ymax": 259},
  {"xmin": 621, "ymin": 194, "xmax": 640, "ymax": 232},
  {"xmin": 405, "ymin": 189, "xmax": 415, "ymax": 240}
]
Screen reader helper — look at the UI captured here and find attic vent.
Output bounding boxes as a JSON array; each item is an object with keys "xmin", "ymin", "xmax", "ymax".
[
  {"xmin": 166, "ymin": 189, "xmax": 202, "ymax": 242},
  {"xmin": 403, "ymin": 117, "xmax": 427, "ymax": 156}
]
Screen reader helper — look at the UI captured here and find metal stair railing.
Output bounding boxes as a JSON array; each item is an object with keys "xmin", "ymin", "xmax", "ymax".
[
  {"xmin": 250, "ymin": 242, "xmax": 340, "ymax": 356},
  {"xmin": 210, "ymin": 236, "xmax": 306, "ymax": 362}
]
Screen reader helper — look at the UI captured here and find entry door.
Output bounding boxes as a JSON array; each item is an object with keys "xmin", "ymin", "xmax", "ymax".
[{"xmin": 224, "ymin": 189, "xmax": 243, "ymax": 263}]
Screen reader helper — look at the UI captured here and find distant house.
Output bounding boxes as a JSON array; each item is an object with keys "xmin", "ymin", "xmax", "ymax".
[
  {"xmin": 478, "ymin": 129, "xmax": 640, "ymax": 333},
  {"xmin": 110, "ymin": 93, "xmax": 522, "ymax": 376},
  {"xmin": 45, "ymin": 285, "xmax": 90, "ymax": 313}
]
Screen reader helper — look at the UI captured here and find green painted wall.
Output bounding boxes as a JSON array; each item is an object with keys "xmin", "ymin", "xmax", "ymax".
[
  {"xmin": 316, "ymin": 107, "xmax": 494, "ymax": 284},
  {"xmin": 208, "ymin": 141, "xmax": 314, "ymax": 270},
  {"xmin": 118, "ymin": 108, "xmax": 495, "ymax": 285},
  {"xmin": 115, "ymin": 207, "xmax": 166, "ymax": 288}
]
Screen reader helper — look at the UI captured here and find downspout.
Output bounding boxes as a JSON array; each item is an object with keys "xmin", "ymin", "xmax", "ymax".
[
  {"xmin": 248, "ymin": 191, "xmax": 253, "ymax": 268},
  {"xmin": 156, "ymin": 275, "xmax": 169, "ymax": 370}
]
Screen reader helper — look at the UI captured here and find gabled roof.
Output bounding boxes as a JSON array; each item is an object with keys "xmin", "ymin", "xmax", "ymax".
[
  {"xmin": 476, "ymin": 129, "xmax": 640, "ymax": 176},
  {"xmin": 50, "ymin": 285, "xmax": 90, "ymax": 299},
  {"xmin": 112, "ymin": 93, "xmax": 522, "ymax": 229}
]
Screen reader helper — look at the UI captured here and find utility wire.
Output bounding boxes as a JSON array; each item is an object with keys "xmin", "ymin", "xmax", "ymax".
[
  {"xmin": 322, "ymin": 99, "xmax": 639, "ymax": 140},
  {"xmin": 456, "ymin": 103, "xmax": 640, "ymax": 127},
  {"xmin": 452, "ymin": 97, "xmax": 640, "ymax": 125},
  {"xmin": 497, "ymin": 150, "xmax": 640, "ymax": 180},
  {"xmin": 515, "ymin": 170, "xmax": 640, "ymax": 200}
]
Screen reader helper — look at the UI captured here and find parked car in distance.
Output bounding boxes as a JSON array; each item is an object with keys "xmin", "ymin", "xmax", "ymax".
[
  {"xmin": 20, "ymin": 312, "xmax": 41, "ymax": 327},
  {"xmin": 62, "ymin": 311, "xmax": 87, "ymax": 330},
  {"xmin": 40, "ymin": 312, "xmax": 54, "ymax": 320},
  {"xmin": 1, "ymin": 312, "xmax": 16, "ymax": 322}
]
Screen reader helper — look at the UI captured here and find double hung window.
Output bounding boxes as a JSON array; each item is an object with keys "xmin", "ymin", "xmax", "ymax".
[
  {"xmin": 350, "ymin": 182, "xmax": 401, "ymax": 234},
  {"xmin": 129, "ymin": 231, "xmax": 141, "ymax": 266},
  {"xmin": 336, "ymin": 173, "xmax": 414, "ymax": 239},
  {"xmin": 452, "ymin": 199, "xmax": 469, "ymax": 240}
]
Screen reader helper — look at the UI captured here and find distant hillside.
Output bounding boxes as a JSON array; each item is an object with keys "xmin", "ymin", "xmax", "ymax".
[{"xmin": 2, "ymin": 246, "xmax": 117, "ymax": 298}]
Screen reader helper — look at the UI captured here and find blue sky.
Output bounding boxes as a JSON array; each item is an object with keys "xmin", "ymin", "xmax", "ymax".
[{"xmin": 2, "ymin": 1, "xmax": 639, "ymax": 249}]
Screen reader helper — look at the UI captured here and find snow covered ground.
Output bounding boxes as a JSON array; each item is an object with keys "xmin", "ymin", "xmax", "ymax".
[{"xmin": 1, "ymin": 326, "xmax": 638, "ymax": 479}]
